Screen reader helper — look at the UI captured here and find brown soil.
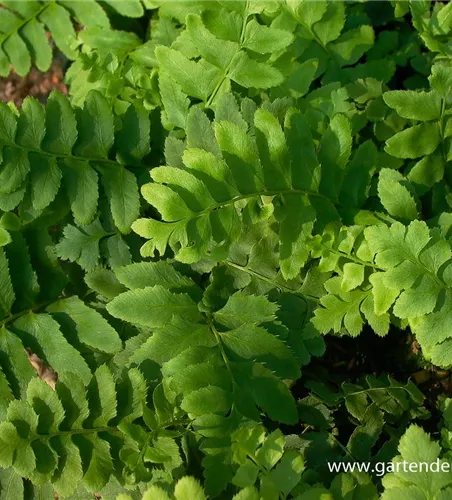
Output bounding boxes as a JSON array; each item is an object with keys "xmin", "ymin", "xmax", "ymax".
[{"xmin": 0, "ymin": 53, "xmax": 67, "ymax": 107}]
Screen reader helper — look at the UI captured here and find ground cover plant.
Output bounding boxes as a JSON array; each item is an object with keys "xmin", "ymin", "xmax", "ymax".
[{"xmin": 2, "ymin": 0, "xmax": 452, "ymax": 498}]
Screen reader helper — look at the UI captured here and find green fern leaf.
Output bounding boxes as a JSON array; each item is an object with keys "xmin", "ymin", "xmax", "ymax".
[
  {"xmin": 100, "ymin": 166, "xmax": 140, "ymax": 235},
  {"xmin": 15, "ymin": 97, "xmax": 46, "ymax": 150},
  {"xmin": 116, "ymin": 104, "xmax": 151, "ymax": 164},
  {"xmin": 0, "ymin": 365, "xmax": 148, "ymax": 496},
  {"xmin": 384, "ymin": 90, "xmax": 442, "ymax": 121},
  {"xmin": 107, "ymin": 285, "xmax": 202, "ymax": 328},
  {"xmin": 385, "ymin": 122, "xmax": 441, "ymax": 159},
  {"xmin": 363, "ymin": 221, "xmax": 452, "ymax": 367},
  {"xmin": 0, "ymin": 0, "xmax": 143, "ymax": 76},
  {"xmin": 3, "ymin": 32, "xmax": 31, "ymax": 77},
  {"xmin": 108, "ymin": 278, "xmax": 300, "ymax": 426},
  {"xmin": 377, "ymin": 169, "xmax": 418, "ymax": 221},
  {"xmin": 20, "ymin": 17, "xmax": 52, "ymax": 73},
  {"xmin": 75, "ymin": 90, "xmax": 115, "ymax": 159},
  {"xmin": 30, "ymin": 155, "xmax": 62, "ymax": 211},
  {"xmin": 155, "ymin": 4, "xmax": 292, "ymax": 109},
  {"xmin": 104, "ymin": 1, "xmax": 144, "ymax": 18},
  {"xmin": 5, "ymin": 232, "xmax": 39, "ymax": 310},
  {"xmin": 0, "ymin": 467, "xmax": 24, "ymax": 499},
  {"xmin": 58, "ymin": 0, "xmax": 110, "ymax": 28},
  {"xmin": 0, "ymin": 367, "xmax": 13, "ymax": 422},
  {"xmin": 46, "ymin": 297, "xmax": 122, "ymax": 354},
  {"xmin": 133, "ymin": 105, "xmax": 348, "ymax": 280},
  {"xmin": 381, "ymin": 425, "xmax": 452, "ymax": 499},
  {"xmin": 55, "ymin": 220, "xmax": 107, "ymax": 272},
  {"xmin": 114, "ymin": 261, "xmax": 194, "ymax": 291},
  {"xmin": 38, "ymin": 3, "xmax": 78, "ymax": 59},
  {"xmin": 43, "ymin": 91, "xmax": 78, "ymax": 155},
  {"xmin": 0, "ymin": 89, "xmax": 143, "ymax": 232},
  {"xmin": 0, "ymin": 327, "xmax": 35, "ymax": 402},
  {"xmin": 12, "ymin": 313, "xmax": 92, "ymax": 385},
  {"xmin": 62, "ymin": 159, "xmax": 99, "ymax": 227},
  {"xmin": 0, "ymin": 249, "xmax": 15, "ymax": 319}
]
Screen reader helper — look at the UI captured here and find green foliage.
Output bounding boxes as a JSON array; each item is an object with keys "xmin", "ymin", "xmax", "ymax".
[
  {"xmin": 0, "ymin": 366, "xmax": 148, "ymax": 496},
  {"xmin": 381, "ymin": 425, "xmax": 452, "ymax": 499},
  {"xmin": 0, "ymin": 1, "xmax": 146, "ymax": 77},
  {"xmin": 133, "ymin": 100, "xmax": 354, "ymax": 279},
  {"xmin": 311, "ymin": 219, "xmax": 452, "ymax": 368},
  {"xmin": 0, "ymin": 89, "xmax": 145, "ymax": 233},
  {"xmin": 299, "ymin": 373, "xmax": 428, "ymax": 484},
  {"xmin": 2, "ymin": 1, "xmax": 452, "ymax": 499},
  {"xmin": 117, "ymin": 476, "xmax": 207, "ymax": 500},
  {"xmin": 107, "ymin": 267, "xmax": 301, "ymax": 426}
]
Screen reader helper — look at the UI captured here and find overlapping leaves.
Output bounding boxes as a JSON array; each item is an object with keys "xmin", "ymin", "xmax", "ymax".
[
  {"xmin": 0, "ymin": 0, "xmax": 145, "ymax": 77},
  {"xmin": 107, "ymin": 261, "xmax": 302, "ymax": 428},
  {"xmin": 0, "ymin": 365, "xmax": 146, "ymax": 497},
  {"xmin": 0, "ymin": 228, "xmax": 123, "ymax": 422},
  {"xmin": 133, "ymin": 99, "xmax": 363, "ymax": 282},
  {"xmin": 155, "ymin": 1, "xmax": 295, "ymax": 127},
  {"xmin": 312, "ymin": 220, "xmax": 452, "ymax": 368},
  {"xmin": 2, "ymin": 0, "xmax": 452, "ymax": 498},
  {"xmin": 0, "ymin": 89, "xmax": 145, "ymax": 233}
]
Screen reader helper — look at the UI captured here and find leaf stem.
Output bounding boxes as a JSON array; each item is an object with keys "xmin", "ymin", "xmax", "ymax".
[
  {"xmin": 0, "ymin": 3, "xmax": 50, "ymax": 48},
  {"xmin": 205, "ymin": 0, "xmax": 249, "ymax": 108},
  {"xmin": 225, "ymin": 260, "xmax": 321, "ymax": 303},
  {"xmin": 5, "ymin": 142, "xmax": 143, "ymax": 171},
  {"xmin": 0, "ymin": 300, "xmax": 54, "ymax": 329}
]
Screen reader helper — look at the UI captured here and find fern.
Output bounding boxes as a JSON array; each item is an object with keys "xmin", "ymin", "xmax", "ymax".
[
  {"xmin": 0, "ymin": 0, "xmax": 147, "ymax": 77},
  {"xmin": 409, "ymin": 0, "xmax": 452, "ymax": 58},
  {"xmin": 65, "ymin": 12, "xmax": 176, "ymax": 111},
  {"xmin": 381, "ymin": 62, "xmax": 452, "ymax": 218},
  {"xmin": 131, "ymin": 88, "xmax": 452, "ymax": 366},
  {"xmin": 0, "ymin": 89, "xmax": 146, "ymax": 232},
  {"xmin": 300, "ymin": 373, "xmax": 427, "ymax": 482},
  {"xmin": 311, "ymin": 219, "xmax": 452, "ymax": 367},
  {"xmin": 381, "ymin": 425, "xmax": 452, "ymax": 499},
  {"xmin": 105, "ymin": 261, "xmax": 313, "ymax": 495},
  {"xmin": 55, "ymin": 219, "xmax": 133, "ymax": 272},
  {"xmin": 155, "ymin": 1, "xmax": 294, "ymax": 119},
  {"xmin": 0, "ymin": 231, "xmax": 125, "ymax": 419},
  {"xmin": 0, "ymin": 365, "xmax": 148, "ymax": 496},
  {"xmin": 117, "ymin": 476, "xmax": 207, "ymax": 500},
  {"xmin": 107, "ymin": 262, "xmax": 301, "ymax": 424},
  {"xmin": 133, "ymin": 98, "xmax": 358, "ymax": 279},
  {"xmin": 2, "ymin": 1, "xmax": 452, "ymax": 498},
  {"xmin": 287, "ymin": 1, "xmax": 376, "ymax": 85}
]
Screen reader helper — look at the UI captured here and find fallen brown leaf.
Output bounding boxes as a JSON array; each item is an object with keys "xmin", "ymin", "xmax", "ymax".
[{"xmin": 25, "ymin": 348, "xmax": 58, "ymax": 390}]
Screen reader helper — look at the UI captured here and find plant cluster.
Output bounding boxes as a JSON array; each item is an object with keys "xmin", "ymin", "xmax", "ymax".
[{"xmin": 1, "ymin": 0, "xmax": 452, "ymax": 499}]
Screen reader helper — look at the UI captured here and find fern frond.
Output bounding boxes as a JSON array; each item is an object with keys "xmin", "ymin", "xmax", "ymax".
[
  {"xmin": 155, "ymin": 2, "xmax": 294, "ymax": 120},
  {"xmin": 117, "ymin": 476, "xmax": 206, "ymax": 500},
  {"xmin": 0, "ymin": 230, "xmax": 125, "ymax": 423},
  {"xmin": 365, "ymin": 221, "xmax": 452, "ymax": 367},
  {"xmin": 0, "ymin": 365, "xmax": 148, "ymax": 496},
  {"xmin": 0, "ymin": 1, "xmax": 149, "ymax": 77},
  {"xmin": 309, "ymin": 225, "xmax": 388, "ymax": 336},
  {"xmin": 312, "ymin": 220, "xmax": 452, "ymax": 368},
  {"xmin": 0, "ymin": 89, "xmax": 146, "ymax": 232},
  {"xmin": 381, "ymin": 425, "xmax": 452, "ymax": 499},
  {"xmin": 55, "ymin": 219, "xmax": 132, "ymax": 272},
  {"xmin": 133, "ymin": 100, "xmax": 368, "ymax": 282},
  {"xmin": 341, "ymin": 375, "xmax": 426, "ymax": 422},
  {"xmin": 107, "ymin": 262, "xmax": 300, "ymax": 428},
  {"xmin": 65, "ymin": 19, "xmax": 167, "ymax": 110}
]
